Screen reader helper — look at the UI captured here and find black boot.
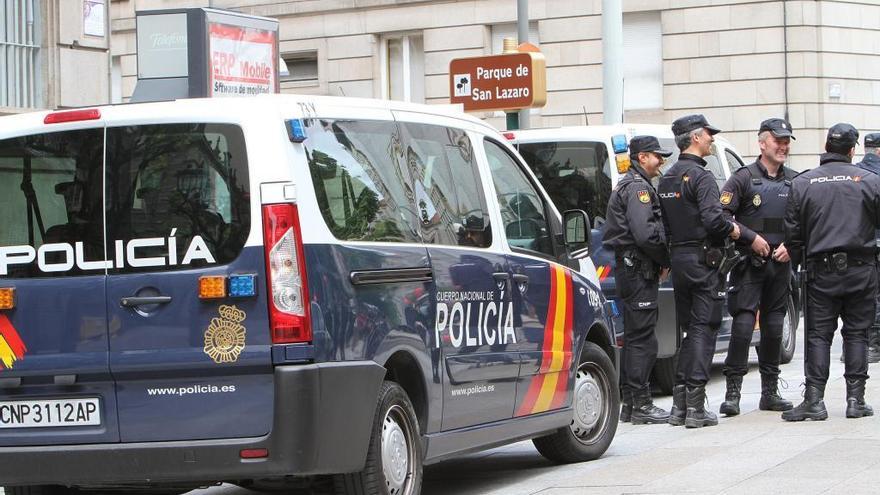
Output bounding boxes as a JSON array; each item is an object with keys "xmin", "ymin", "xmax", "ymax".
[
  {"xmin": 719, "ymin": 375, "xmax": 742, "ymax": 416},
  {"xmin": 631, "ymin": 387, "xmax": 670, "ymax": 425},
  {"xmin": 845, "ymin": 379, "xmax": 874, "ymax": 418},
  {"xmin": 685, "ymin": 385, "xmax": 718, "ymax": 428},
  {"xmin": 620, "ymin": 388, "xmax": 632, "ymax": 423},
  {"xmin": 667, "ymin": 384, "xmax": 686, "ymax": 426},
  {"xmin": 759, "ymin": 374, "xmax": 793, "ymax": 411},
  {"xmin": 782, "ymin": 385, "xmax": 827, "ymax": 421}
]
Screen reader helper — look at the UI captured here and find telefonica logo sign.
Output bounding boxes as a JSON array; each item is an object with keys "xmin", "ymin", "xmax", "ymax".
[{"xmin": 150, "ymin": 32, "xmax": 187, "ymax": 50}]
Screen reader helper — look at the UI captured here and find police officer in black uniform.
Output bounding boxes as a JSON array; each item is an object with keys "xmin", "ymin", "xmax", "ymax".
[
  {"xmin": 718, "ymin": 118, "xmax": 796, "ymax": 416},
  {"xmin": 857, "ymin": 133, "xmax": 880, "ymax": 364},
  {"xmin": 783, "ymin": 123, "xmax": 880, "ymax": 421},
  {"xmin": 658, "ymin": 114, "xmax": 741, "ymax": 428},
  {"xmin": 604, "ymin": 136, "xmax": 673, "ymax": 425}
]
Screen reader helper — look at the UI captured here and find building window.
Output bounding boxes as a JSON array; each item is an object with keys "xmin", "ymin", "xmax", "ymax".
[
  {"xmin": 622, "ymin": 11, "xmax": 662, "ymax": 111},
  {"xmin": 281, "ymin": 51, "xmax": 318, "ymax": 85},
  {"xmin": 382, "ymin": 34, "xmax": 424, "ymax": 103},
  {"xmin": 490, "ymin": 22, "xmax": 539, "ymax": 54},
  {"xmin": 0, "ymin": 0, "xmax": 41, "ymax": 108}
]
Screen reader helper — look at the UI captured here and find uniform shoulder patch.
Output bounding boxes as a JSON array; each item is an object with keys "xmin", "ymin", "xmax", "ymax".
[
  {"xmin": 720, "ymin": 191, "xmax": 733, "ymax": 205},
  {"xmin": 637, "ymin": 190, "xmax": 650, "ymax": 204}
]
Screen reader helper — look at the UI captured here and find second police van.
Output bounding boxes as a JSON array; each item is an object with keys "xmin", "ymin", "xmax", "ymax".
[
  {"xmin": 0, "ymin": 95, "xmax": 618, "ymax": 494},
  {"xmin": 508, "ymin": 125, "xmax": 801, "ymax": 394}
]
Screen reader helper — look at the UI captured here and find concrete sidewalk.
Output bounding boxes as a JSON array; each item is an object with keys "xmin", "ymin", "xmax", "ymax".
[{"xmin": 423, "ymin": 334, "xmax": 880, "ymax": 495}]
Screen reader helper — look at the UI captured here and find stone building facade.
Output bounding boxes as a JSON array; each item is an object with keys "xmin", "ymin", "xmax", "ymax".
[{"xmin": 6, "ymin": 0, "xmax": 880, "ymax": 169}]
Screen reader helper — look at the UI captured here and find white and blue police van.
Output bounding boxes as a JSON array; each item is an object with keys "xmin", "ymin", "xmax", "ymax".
[
  {"xmin": 508, "ymin": 125, "xmax": 800, "ymax": 394},
  {"xmin": 0, "ymin": 95, "xmax": 618, "ymax": 495}
]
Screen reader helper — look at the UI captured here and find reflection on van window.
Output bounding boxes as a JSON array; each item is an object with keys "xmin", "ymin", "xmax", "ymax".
[
  {"xmin": 484, "ymin": 140, "xmax": 554, "ymax": 257},
  {"xmin": 0, "ymin": 129, "xmax": 104, "ymax": 278},
  {"xmin": 304, "ymin": 119, "xmax": 420, "ymax": 243},
  {"xmin": 517, "ymin": 141, "xmax": 613, "ymax": 224},
  {"xmin": 400, "ymin": 123, "xmax": 492, "ymax": 248},
  {"xmin": 106, "ymin": 124, "xmax": 250, "ymax": 272}
]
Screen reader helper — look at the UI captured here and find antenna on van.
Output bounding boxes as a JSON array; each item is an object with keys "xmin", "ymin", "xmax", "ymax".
[{"xmin": 583, "ymin": 106, "xmax": 589, "ymax": 126}]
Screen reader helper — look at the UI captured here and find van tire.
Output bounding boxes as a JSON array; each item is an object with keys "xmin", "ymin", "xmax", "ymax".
[
  {"xmin": 652, "ymin": 354, "xmax": 677, "ymax": 396},
  {"xmin": 532, "ymin": 341, "xmax": 619, "ymax": 463},
  {"xmin": 333, "ymin": 381, "xmax": 422, "ymax": 495},
  {"xmin": 780, "ymin": 295, "xmax": 798, "ymax": 365}
]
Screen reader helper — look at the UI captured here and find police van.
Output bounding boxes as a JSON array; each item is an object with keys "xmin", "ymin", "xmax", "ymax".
[
  {"xmin": 0, "ymin": 95, "xmax": 619, "ymax": 494},
  {"xmin": 507, "ymin": 125, "xmax": 800, "ymax": 393}
]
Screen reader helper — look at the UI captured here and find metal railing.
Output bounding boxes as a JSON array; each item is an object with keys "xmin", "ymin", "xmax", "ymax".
[{"xmin": 1, "ymin": 0, "xmax": 40, "ymax": 108}]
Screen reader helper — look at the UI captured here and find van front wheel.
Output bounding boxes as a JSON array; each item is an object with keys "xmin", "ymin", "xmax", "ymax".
[
  {"xmin": 334, "ymin": 381, "xmax": 423, "ymax": 495},
  {"xmin": 532, "ymin": 341, "xmax": 619, "ymax": 463}
]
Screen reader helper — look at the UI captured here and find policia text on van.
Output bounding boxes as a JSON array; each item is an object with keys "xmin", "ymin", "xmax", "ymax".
[{"xmin": 0, "ymin": 95, "xmax": 619, "ymax": 495}]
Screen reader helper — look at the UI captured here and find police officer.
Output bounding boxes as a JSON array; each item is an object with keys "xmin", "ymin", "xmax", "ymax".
[
  {"xmin": 718, "ymin": 118, "xmax": 796, "ymax": 416},
  {"xmin": 856, "ymin": 133, "xmax": 880, "ymax": 364},
  {"xmin": 659, "ymin": 114, "xmax": 741, "ymax": 428},
  {"xmin": 783, "ymin": 123, "xmax": 880, "ymax": 421},
  {"xmin": 604, "ymin": 136, "xmax": 673, "ymax": 424}
]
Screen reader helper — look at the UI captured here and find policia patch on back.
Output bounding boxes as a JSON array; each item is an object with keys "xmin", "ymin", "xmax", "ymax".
[{"xmin": 720, "ymin": 191, "xmax": 732, "ymax": 205}]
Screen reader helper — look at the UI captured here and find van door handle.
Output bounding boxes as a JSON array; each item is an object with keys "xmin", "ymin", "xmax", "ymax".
[
  {"xmin": 120, "ymin": 296, "xmax": 172, "ymax": 307},
  {"xmin": 492, "ymin": 272, "xmax": 509, "ymax": 290}
]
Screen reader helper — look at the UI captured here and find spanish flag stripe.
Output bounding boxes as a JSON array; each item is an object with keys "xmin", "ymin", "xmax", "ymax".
[
  {"xmin": 516, "ymin": 267, "xmax": 559, "ymax": 416},
  {"xmin": 0, "ymin": 336, "xmax": 17, "ymax": 369},
  {"xmin": 516, "ymin": 373, "xmax": 545, "ymax": 416},
  {"xmin": 550, "ymin": 273, "xmax": 575, "ymax": 410},
  {"xmin": 532, "ymin": 370, "xmax": 559, "ymax": 412},
  {"xmin": 0, "ymin": 315, "xmax": 26, "ymax": 357}
]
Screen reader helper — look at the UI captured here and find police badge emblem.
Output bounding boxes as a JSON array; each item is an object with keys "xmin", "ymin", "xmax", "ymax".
[
  {"xmin": 204, "ymin": 305, "xmax": 247, "ymax": 364},
  {"xmin": 752, "ymin": 194, "xmax": 762, "ymax": 207},
  {"xmin": 720, "ymin": 191, "xmax": 732, "ymax": 205},
  {"xmin": 637, "ymin": 190, "xmax": 650, "ymax": 204}
]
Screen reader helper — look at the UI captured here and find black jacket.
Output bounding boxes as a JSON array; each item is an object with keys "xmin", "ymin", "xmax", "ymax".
[
  {"xmin": 658, "ymin": 153, "xmax": 733, "ymax": 246},
  {"xmin": 602, "ymin": 164, "xmax": 669, "ymax": 267},
  {"xmin": 785, "ymin": 152, "xmax": 880, "ymax": 260},
  {"xmin": 720, "ymin": 159, "xmax": 795, "ymax": 246}
]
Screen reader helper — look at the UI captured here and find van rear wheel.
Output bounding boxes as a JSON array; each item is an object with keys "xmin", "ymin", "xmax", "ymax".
[
  {"xmin": 532, "ymin": 341, "xmax": 619, "ymax": 463},
  {"xmin": 334, "ymin": 381, "xmax": 422, "ymax": 495}
]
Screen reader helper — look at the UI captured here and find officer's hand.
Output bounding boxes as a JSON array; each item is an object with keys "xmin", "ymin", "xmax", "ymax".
[
  {"xmin": 660, "ymin": 267, "xmax": 670, "ymax": 282},
  {"xmin": 773, "ymin": 243, "xmax": 790, "ymax": 263},
  {"xmin": 751, "ymin": 234, "xmax": 770, "ymax": 257},
  {"xmin": 730, "ymin": 222, "xmax": 741, "ymax": 240}
]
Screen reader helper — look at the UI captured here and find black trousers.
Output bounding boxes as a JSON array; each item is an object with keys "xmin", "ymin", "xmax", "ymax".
[
  {"xmin": 670, "ymin": 247, "xmax": 725, "ymax": 388},
  {"xmin": 723, "ymin": 257, "xmax": 790, "ymax": 378},
  {"xmin": 805, "ymin": 262, "xmax": 877, "ymax": 389},
  {"xmin": 614, "ymin": 263, "xmax": 659, "ymax": 393}
]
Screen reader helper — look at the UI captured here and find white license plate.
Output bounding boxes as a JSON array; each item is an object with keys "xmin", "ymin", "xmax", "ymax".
[{"xmin": 0, "ymin": 398, "xmax": 101, "ymax": 428}]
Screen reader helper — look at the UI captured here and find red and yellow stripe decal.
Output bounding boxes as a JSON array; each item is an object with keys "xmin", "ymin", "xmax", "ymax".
[
  {"xmin": 596, "ymin": 265, "xmax": 611, "ymax": 282},
  {"xmin": 516, "ymin": 264, "xmax": 573, "ymax": 416},
  {"xmin": 0, "ymin": 314, "xmax": 26, "ymax": 370}
]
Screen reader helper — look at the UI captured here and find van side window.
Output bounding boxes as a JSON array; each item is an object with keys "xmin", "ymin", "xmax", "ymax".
[
  {"xmin": 517, "ymin": 141, "xmax": 612, "ymax": 223},
  {"xmin": 484, "ymin": 139, "xmax": 554, "ymax": 257},
  {"xmin": 304, "ymin": 119, "xmax": 420, "ymax": 243},
  {"xmin": 399, "ymin": 122, "xmax": 492, "ymax": 248},
  {"xmin": 725, "ymin": 148, "xmax": 745, "ymax": 174},
  {"xmin": 704, "ymin": 152, "xmax": 727, "ymax": 190},
  {"xmin": 106, "ymin": 124, "xmax": 250, "ymax": 273},
  {"xmin": 0, "ymin": 129, "xmax": 104, "ymax": 278}
]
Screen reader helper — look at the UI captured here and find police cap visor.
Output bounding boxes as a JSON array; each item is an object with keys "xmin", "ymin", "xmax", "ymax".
[
  {"xmin": 672, "ymin": 114, "xmax": 721, "ymax": 136},
  {"xmin": 759, "ymin": 118, "xmax": 795, "ymax": 140}
]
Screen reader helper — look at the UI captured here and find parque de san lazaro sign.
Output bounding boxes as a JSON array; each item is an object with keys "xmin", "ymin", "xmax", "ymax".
[{"xmin": 449, "ymin": 51, "xmax": 546, "ymax": 112}]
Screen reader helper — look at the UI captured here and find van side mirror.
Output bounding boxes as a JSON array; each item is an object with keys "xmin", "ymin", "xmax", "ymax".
[{"xmin": 563, "ymin": 209, "xmax": 591, "ymax": 256}]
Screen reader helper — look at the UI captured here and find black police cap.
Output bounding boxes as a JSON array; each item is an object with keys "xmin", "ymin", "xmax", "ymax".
[
  {"xmin": 629, "ymin": 135, "xmax": 673, "ymax": 158},
  {"xmin": 759, "ymin": 118, "xmax": 795, "ymax": 140},
  {"xmin": 826, "ymin": 123, "xmax": 859, "ymax": 149},
  {"xmin": 671, "ymin": 114, "xmax": 721, "ymax": 136},
  {"xmin": 865, "ymin": 133, "xmax": 880, "ymax": 148}
]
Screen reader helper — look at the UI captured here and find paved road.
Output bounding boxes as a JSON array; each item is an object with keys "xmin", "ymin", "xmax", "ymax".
[{"xmin": 187, "ymin": 324, "xmax": 880, "ymax": 495}]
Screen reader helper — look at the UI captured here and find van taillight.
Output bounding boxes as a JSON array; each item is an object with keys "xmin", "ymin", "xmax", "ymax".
[
  {"xmin": 261, "ymin": 204, "xmax": 311, "ymax": 344},
  {"xmin": 44, "ymin": 108, "xmax": 101, "ymax": 124}
]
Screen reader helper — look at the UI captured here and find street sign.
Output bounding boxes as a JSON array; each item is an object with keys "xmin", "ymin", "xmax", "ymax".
[{"xmin": 449, "ymin": 52, "xmax": 546, "ymax": 112}]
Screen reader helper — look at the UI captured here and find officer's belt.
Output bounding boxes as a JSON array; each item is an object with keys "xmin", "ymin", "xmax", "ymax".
[
  {"xmin": 807, "ymin": 251, "xmax": 876, "ymax": 272},
  {"xmin": 737, "ymin": 217, "xmax": 785, "ymax": 234}
]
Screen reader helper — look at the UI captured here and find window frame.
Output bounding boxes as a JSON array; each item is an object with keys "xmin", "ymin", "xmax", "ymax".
[
  {"xmin": 482, "ymin": 137, "xmax": 561, "ymax": 261},
  {"xmin": 379, "ymin": 32, "xmax": 424, "ymax": 103}
]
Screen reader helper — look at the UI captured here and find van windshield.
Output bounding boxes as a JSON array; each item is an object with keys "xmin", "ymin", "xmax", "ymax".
[{"xmin": 517, "ymin": 141, "xmax": 613, "ymax": 224}]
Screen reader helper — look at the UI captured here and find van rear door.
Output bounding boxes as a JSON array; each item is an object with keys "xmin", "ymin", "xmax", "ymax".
[
  {"xmin": 0, "ymin": 127, "xmax": 118, "ymax": 445},
  {"xmin": 103, "ymin": 123, "xmax": 272, "ymax": 442}
]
